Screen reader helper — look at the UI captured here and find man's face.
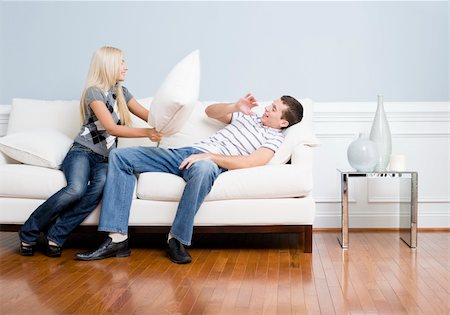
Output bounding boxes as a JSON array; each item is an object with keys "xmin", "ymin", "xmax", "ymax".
[{"xmin": 261, "ymin": 98, "xmax": 289, "ymax": 129}]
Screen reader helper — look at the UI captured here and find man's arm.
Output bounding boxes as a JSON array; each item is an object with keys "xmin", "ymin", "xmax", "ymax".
[
  {"xmin": 179, "ymin": 147, "xmax": 274, "ymax": 170},
  {"xmin": 205, "ymin": 93, "xmax": 258, "ymax": 124}
]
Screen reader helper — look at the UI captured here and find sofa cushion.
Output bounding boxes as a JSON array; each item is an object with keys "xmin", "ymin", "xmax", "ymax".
[
  {"xmin": 136, "ymin": 164, "xmax": 312, "ymax": 201},
  {"xmin": 0, "ymin": 164, "xmax": 138, "ymax": 200},
  {"xmin": 148, "ymin": 50, "xmax": 200, "ymax": 136},
  {"xmin": 8, "ymin": 99, "xmax": 80, "ymax": 138},
  {"xmin": 0, "ymin": 129, "xmax": 73, "ymax": 169},
  {"xmin": 159, "ymin": 99, "xmax": 318, "ymax": 164},
  {"xmin": 0, "ymin": 164, "xmax": 66, "ymax": 199}
]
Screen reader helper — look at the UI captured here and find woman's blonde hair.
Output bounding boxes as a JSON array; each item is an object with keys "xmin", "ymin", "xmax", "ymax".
[{"xmin": 80, "ymin": 46, "xmax": 131, "ymax": 126}]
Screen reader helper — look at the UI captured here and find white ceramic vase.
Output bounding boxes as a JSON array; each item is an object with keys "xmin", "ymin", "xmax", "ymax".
[
  {"xmin": 347, "ymin": 133, "xmax": 379, "ymax": 172},
  {"xmin": 369, "ymin": 95, "xmax": 392, "ymax": 171}
]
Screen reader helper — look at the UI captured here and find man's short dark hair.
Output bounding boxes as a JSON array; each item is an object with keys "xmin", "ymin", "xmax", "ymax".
[{"xmin": 280, "ymin": 95, "xmax": 303, "ymax": 129}]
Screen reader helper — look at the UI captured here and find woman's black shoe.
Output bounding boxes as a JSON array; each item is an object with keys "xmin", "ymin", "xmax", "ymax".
[
  {"xmin": 20, "ymin": 242, "xmax": 34, "ymax": 256},
  {"xmin": 74, "ymin": 237, "xmax": 130, "ymax": 261},
  {"xmin": 46, "ymin": 244, "xmax": 62, "ymax": 257}
]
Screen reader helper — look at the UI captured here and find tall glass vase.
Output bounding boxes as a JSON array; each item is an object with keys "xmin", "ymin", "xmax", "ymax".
[{"xmin": 369, "ymin": 95, "xmax": 392, "ymax": 171}]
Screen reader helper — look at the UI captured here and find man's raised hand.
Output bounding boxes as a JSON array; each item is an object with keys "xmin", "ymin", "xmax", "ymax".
[{"xmin": 236, "ymin": 93, "xmax": 258, "ymax": 116}]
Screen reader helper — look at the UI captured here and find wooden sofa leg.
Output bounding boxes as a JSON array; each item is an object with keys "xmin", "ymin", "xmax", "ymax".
[{"xmin": 304, "ymin": 225, "xmax": 312, "ymax": 253}]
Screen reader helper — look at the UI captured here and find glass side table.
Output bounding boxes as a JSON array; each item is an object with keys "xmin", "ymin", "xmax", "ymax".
[{"xmin": 338, "ymin": 170, "xmax": 418, "ymax": 249}]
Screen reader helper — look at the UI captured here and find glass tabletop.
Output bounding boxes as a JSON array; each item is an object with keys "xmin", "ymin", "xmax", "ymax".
[{"xmin": 337, "ymin": 169, "xmax": 417, "ymax": 178}]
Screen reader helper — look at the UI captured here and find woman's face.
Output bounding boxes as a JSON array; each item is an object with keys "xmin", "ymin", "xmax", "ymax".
[{"xmin": 117, "ymin": 56, "xmax": 128, "ymax": 81}]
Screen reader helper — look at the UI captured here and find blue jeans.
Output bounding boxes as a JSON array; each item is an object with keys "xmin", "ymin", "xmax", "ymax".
[
  {"xmin": 19, "ymin": 143, "xmax": 108, "ymax": 246},
  {"xmin": 98, "ymin": 146, "xmax": 226, "ymax": 246}
]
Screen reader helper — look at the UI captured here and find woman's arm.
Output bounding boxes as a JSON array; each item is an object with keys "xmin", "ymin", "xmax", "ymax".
[
  {"xmin": 126, "ymin": 97, "xmax": 149, "ymax": 122},
  {"xmin": 90, "ymin": 100, "xmax": 161, "ymax": 142}
]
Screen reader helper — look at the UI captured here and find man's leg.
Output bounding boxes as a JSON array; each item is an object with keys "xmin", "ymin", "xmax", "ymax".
[
  {"xmin": 167, "ymin": 159, "xmax": 225, "ymax": 264},
  {"xmin": 98, "ymin": 146, "xmax": 184, "ymax": 233},
  {"xmin": 75, "ymin": 146, "xmax": 184, "ymax": 261}
]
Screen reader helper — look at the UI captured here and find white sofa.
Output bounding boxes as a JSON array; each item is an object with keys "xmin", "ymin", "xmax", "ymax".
[{"xmin": 0, "ymin": 98, "xmax": 317, "ymax": 252}]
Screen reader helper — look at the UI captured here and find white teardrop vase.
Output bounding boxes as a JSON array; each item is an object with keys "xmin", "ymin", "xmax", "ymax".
[{"xmin": 369, "ymin": 95, "xmax": 392, "ymax": 171}]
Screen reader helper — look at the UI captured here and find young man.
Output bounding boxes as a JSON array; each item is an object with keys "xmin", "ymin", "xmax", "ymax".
[{"xmin": 75, "ymin": 93, "xmax": 303, "ymax": 264}]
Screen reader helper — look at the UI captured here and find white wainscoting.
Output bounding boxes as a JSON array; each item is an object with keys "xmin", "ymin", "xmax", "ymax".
[
  {"xmin": 1, "ymin": 102, "xmax": 449, "ymax": 228},
  {"xmin": 313, "ymin": 101, "xmax": 449, "ymax": 228},
  {"xmin": 0, "ymin": 105, "xmax": 9, "ymax": 136}
]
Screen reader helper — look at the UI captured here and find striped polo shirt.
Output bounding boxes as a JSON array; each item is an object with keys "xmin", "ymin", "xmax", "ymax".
[{"xmin": 193, "ymin": 112, "xmax": 285, "ymax": 156}]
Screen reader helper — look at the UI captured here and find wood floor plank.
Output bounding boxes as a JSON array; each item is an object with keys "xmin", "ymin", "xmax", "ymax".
[{"xmin": 1, "ymin": 231, "xmax": 449, "ymax": 315}]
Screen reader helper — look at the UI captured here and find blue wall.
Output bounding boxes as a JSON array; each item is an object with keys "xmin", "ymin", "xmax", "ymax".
[{"xmin": 0, "ymin": 1, "xmax": 448, "ymax": 103}]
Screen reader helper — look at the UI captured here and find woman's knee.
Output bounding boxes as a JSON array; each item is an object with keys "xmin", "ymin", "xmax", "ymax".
[
  {"xmin": 63, "ymin": 182, "xmax": 87, "ymax": 200},
  {"xmin": 90, "ymin": 171, "xmax": 107, "ymax": 191}
]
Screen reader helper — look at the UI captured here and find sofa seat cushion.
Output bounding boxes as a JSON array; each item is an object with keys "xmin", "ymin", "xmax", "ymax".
[
  {"xmin": 0, "ymin": 164, "xmax": 66, "ymax": 199},
  {"xmin": 136, "ymin": 164, "xmax": 312, "ymax": 201},
  {"xmin": 0, "ymin": 164, "xmax": 139, "ymax": 200}
]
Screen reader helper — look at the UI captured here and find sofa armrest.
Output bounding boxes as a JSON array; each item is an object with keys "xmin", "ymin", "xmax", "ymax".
[{"xmin": 291, "ymin": 144, "xmax": 314, "ymax": 169}]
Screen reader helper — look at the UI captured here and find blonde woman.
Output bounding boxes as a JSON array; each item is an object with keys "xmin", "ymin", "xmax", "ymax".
[{"xmin": 19, "ymin": 46, "xmax": 162, "ymax": 257}]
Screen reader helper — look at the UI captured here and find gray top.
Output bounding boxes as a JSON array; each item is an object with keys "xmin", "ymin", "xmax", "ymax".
[{"xmin": 74, "ymin": 85, "xmax": 133, "ymax": 157}]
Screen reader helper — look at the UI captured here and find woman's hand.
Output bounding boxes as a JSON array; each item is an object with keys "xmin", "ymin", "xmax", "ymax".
[{"xmin": 147, "ymin": 128, "xmax": 163, "ymax": 142}]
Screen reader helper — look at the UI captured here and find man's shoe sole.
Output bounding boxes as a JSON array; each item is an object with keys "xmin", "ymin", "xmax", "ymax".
[
  {"xmin": 168, "ymin": 255, "xmax": 192, "ymax": 264},
  {"xmin": 75, "ymin": 249, "xmax": 131, "ymax": 261}
]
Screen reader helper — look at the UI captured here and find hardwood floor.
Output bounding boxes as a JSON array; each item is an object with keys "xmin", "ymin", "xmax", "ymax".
[{"xmin": 0, "ymin": 231, "xmax": 448, "ymax": 314}]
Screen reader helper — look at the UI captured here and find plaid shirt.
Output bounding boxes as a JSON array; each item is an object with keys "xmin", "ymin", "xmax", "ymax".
[{"xmin": 74, "ymin": 85, "xmax": 133, "ymax": 157}]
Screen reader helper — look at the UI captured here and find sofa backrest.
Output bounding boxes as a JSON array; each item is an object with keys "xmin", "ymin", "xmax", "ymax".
[
  {"xmin": 8, "ymin": 99, "xmax": 81, "ymax": 138},
  {"xmin": 7, "ymin": 98, "xmax": 158, "ymax": 149},
  {"xmin": 7, "ymin": 97, "xmax": 318, "ymax": 165}
]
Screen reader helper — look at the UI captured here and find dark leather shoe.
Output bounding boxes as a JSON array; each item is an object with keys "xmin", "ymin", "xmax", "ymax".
[
  {"xmin": 20, "ymin": 242, "xmax": 34, "ymax": 256},
  {"xmin": 46, "ymin": 244, "xmax": 62, "ymax": 257},
  {"xmin": 74, "ymin": 237, "xmax": 130, "ymax": 261},
  {"xmin": 167, "ymin": 238, "xmax": 192, "ymax": 264}
]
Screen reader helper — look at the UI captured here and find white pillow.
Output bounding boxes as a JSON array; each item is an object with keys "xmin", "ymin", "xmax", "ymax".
[
  {"xmin": 148, "ymin": 50, "xmax": 200, "ymax": 136},
  {"xmin": 0, "ymin": 129, "xmax": 73, "ymax": 169}
]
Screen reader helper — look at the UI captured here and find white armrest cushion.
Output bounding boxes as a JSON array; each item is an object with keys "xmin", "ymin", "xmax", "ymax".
[{"xmin": 291, "ymin": 144, "xmax": 314, "ymax": 169}]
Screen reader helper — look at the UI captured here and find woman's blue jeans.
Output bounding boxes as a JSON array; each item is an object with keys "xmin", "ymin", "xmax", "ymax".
[
  {"xmin": 98, "ymin": 146, "xmax": 226, "ymax": 246},
  {"xmin": 19, "ymin": 143, "xmax": 108, "ymax": 246}
]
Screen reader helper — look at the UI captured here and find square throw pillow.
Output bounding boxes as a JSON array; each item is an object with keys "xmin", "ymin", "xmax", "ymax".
[
  {"xmin": 148, "ymin": 50, "xmax": 200, "ymax": 136},
  {"xmin": 0, "ymin": 129, "xmax": 73, "ymax": 169}
]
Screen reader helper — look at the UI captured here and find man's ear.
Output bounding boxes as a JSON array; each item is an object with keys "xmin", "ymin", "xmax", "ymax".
[{"xmin": 280, "ymin": 119, "xmax": 289, "ymax": 128}]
